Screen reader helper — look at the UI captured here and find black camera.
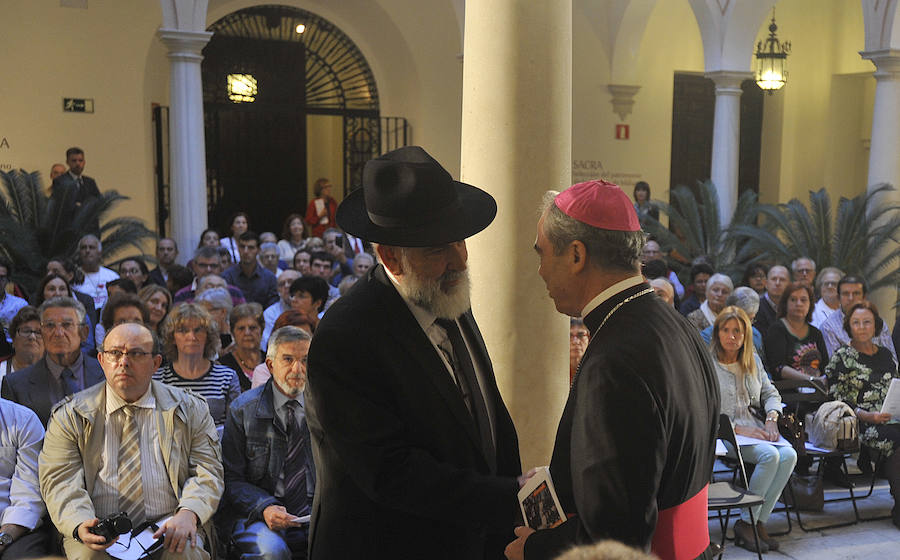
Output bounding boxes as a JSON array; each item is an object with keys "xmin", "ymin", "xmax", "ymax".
[{"xmin": 89, "ymin": 512, "xmax": 133, "ymax": 543}]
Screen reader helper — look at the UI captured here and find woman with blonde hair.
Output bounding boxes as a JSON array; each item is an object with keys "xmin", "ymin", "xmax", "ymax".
[
  {"xmin": 154, "ymin": 303, "xmax": 240, "ymax": 427},
  {"xmin": 711, "ymin": 306, "xmax": 796, "ymax": 553}
]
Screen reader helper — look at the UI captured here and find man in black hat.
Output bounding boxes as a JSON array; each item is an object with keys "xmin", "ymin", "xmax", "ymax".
[{"xmin": 306, "ymin": 146, "xmax": 523, "ymax": 559}]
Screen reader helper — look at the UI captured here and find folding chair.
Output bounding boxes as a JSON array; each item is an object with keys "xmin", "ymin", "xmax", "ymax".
[
  {"xmin": 708, "ymin": 414, "xmax": 765, "ymax": 560},
  {"xmin": 775, "ymin": 378, "xmax": 873, "ymax": 530}
]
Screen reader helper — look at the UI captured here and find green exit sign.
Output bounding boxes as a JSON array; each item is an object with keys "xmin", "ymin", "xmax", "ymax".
[{"xmin": 63, "ymin": 98, "xmax": 94, "ymax": 113}]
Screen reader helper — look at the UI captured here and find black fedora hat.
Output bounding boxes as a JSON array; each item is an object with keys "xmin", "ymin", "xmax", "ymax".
[{"xmin": 336, "ymin": 146, "xmax": 497, "ymax": 247}]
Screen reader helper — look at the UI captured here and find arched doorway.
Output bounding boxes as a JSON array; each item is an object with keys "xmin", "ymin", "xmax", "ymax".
[{"xmin": 202, "ymin": 5, "xmax": 380, "ymax": 234}]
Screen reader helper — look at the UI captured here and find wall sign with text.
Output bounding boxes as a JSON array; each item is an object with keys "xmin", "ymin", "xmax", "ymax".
[{"xmin": 63, "ymin": 98, "xmax": 94, "ymax": 113}]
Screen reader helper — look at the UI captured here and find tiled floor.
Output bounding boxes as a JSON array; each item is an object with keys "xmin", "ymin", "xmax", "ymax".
[{"xmin": 709, "ymin": 471, "xmax": 900, "ymax": 559}]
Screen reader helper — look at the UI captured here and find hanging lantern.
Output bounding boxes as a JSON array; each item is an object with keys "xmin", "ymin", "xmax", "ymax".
[{"xmin": 755, "ymin": 12, "xmax": 791, "ymax": 93}]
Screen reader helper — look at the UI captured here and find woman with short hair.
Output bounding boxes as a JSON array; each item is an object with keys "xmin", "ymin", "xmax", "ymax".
[
  {"xmin": 218, "ymin": 303, "xmax": 266, "ymax": 391},
  {"xmin": 687, "ymin": 273, "xmax": 733, "ymax": 331},
  {"xmin": 0, "ymin": 306, "xmax": 43, "ymax": 380}
]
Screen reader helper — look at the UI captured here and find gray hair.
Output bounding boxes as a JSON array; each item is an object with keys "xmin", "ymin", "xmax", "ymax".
[
  {"xmin": 194, "ymin": 287, "xmax": 233, "ymax": 312},
  {"xmin": 78, "ymin": 234, "xmax": 101, "ymax": 252},
  {"xmin": 266, "ymin": 326, "xmax": 312, "ymax": 359},
  {"xmin": 354, "ymin": 252, "xmax": 374, "ymax": 265},
  {"xmin": 726, "ymin": 286, "xmax": 759, "ymax": 317},
  {"xmin": 193, "ymin": 245, "xmax": 219, "ymax": 261},
  {"xmin": 791, "ymin": 256, "xmax": 816, "ymax": 272},
  {"xmin": 540, "ymin": 191, "xmax": 645, "ymax": 273},
  {"xmin": 259, "ymin": 242, "xmax": 278, "ymax": 253},
  {"xmin": 815, "ymin": 266, "xmax": 844, "ymax": 292},
  {"xmin": 39, "ymin": 296, "xmax": 87, "ymax": 325},
  {"xmin": 705, "ymin": 273, "xmax": 734, "ymax": 298}
]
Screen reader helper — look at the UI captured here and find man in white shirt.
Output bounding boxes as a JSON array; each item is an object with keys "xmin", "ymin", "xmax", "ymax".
[{"xmin": 73, "ymin": 234, "xmax": 119, "ymax": 310}]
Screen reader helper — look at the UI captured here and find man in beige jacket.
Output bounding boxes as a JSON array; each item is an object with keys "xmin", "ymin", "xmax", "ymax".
[{"xmin": 39, "ymin": 323, "xmax": 223, "ymax": 559}]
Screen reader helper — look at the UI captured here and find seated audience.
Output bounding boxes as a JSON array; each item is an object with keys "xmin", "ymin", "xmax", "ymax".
[
  {"xmin": 1, "ymin": 297, "xmax": 105, "ymax": 426},
  {"xmin": 174, "ymin": 246, "xmax": 246, "ymax": 306},
  {"xmin": 754, "ymin": 264, "xmax": 790, "ymax": 336},
  {"xmin": 222, "ymin": 326, "xmax": 315, "ymax": 559},
  {"xmin": 154, "ymin": 303, "xmax": 241, "ymax": 428},
  {"xmin": 199, "ymin": 228, "xmax": 220, "ymax": 248},
  {"xmin": 678, "ymin": 263, "xmax": 713, "ymax": 316},
  {"xmin": 219, "ymin": 303, "xmax": 266, "ymax": 392},
  {"xmin": 39, "ymin": 322, "xmax": 223, "ymax": 559},
  {"xmin": 106, "ymin": 277, "xmax": 137, "ymax": 298},
  {"xmin": 219, "ymin": 247, "xmax": 233, "ymax": 270},
  {"xmin": 763, "ymin": 282, "xmax": 828, "ymax": 383},
  {"xmin": 289, "ymin": 277, "xmax": 329, "ymax": 331},
  {"xmin": 791, "ymin": 256, "xmax": 816, "ymax": 288},
  {"xmin": 278, "ymin": 213, "xmax": 307, "ymax": 262},
  {"xmin": 686, "ymin": 273, "xmax": 733, "ymax": 330},
  {"xmin": 221, "ymin": 212, "xmax": 250, "ymax": 264},
  {"xmin": 259, "ymin": 232, "xmax": 278, "ymax": 246},
  {"xmin": 149, "ymin": 237, "xmax": 179, "ymax": 287},
  {"xmin": 259, "ymin": 242, "xmax": 283, "ymax": 278},
  {"xmin": 741, "ymin": 263, "xmax": 768, "ymax": 295},
  {"xmin": 72, "ymin": 234, "xmax": 119, "ymax": 311},
  {"xmin": 221, "ymin": 232, "xmax": 278, "ymax": 307},
  {"xmin": 96, "ymin": 292, "xmax": 150, "ymax": 347},
  {"xmin": 45, "ymin": 257, "xmax": 98, "ymax": 328},
  {"xmin": 263, "ymin": 271, "xmax": 301, "ymax": 349},
  {"xmin": 811, "ymin": 267, "xmax": 843, "ymax": 328},
  {"xmin": 0, "ymin": 307, "xmax": 44, "ymax": 381},
  {"xmin": 0, "ymin": 397, "xmax": 49, "ymax": 557},
  {"xmin": 251, "ymin": 311, "xmax": 314, "ymax": 389},
  {"xmin": 711, "ymin": 306, "xmax": 796, "ymax": 553},
  {"xmin": 292, "ymin": 249, "xmax": 312, "ymax": 276},
  {"xmin": 35, "ymin": 272, "xmax": 97, "ymax": 352},
  {"xmin": 196, "ymin": 287, "xmax": 235, "ymax": 352},
  {"xmin": 307, "ymin": 252, "xmax": 340, "ymax": 310},
  {"xmin": 118, "ymin": 257, "xmax": 150, "ymax": 291},
  {"xmin": 0, "ymin": 257, "xmax": 28, "ymax": 342},
  {"xmin": 569, "ymin": 318, "xmax": 589, "ymax": 384},
  {"xmin": 139, "ymin": 284, "xmax": 173, "ymax": 335},
  {"xmin": 352, "ymin": 252, "xmax": 375, "ymax": 278},
  {"xmin": 825, "ymin": 301, "xmax": 900, "ymax": 527},
  {"xmin": 820, "ymin": 275, "xmax": 896, "ymax": 362},
  {"xmin": 641, "ymin": 238, "xmax": 684, "ymax": 298},
  {"xmin": 648, "ymin": 277, "xmax": 675, "ymax": 306},
  {"xmin": 700, "ymin": 287, "xmax": 764, "ymax": 357}
]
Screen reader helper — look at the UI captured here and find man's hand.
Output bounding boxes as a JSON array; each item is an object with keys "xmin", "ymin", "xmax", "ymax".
[
  {"xmin": 262, "ymin": 505, "xmax": 304, "ymax": 531},
  {"xmin": 517, "ymin": 467, "xmax": 539, "ymax": 489},
  {"xmin": 504, "ymin": 526, "xmax": 535, "ymax": 560},
  {"xmin": 77, "ymin": 519, "xmax": 117, "ymax": 551},
  {"xmin": 152, "ymin": 509, "xmax": 199, "ymax": 553}
]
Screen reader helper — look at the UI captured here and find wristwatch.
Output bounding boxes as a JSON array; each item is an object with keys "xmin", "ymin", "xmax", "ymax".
[{"xmin": 0, "ymin": 532, "xmax": 14, "ymax": 546}]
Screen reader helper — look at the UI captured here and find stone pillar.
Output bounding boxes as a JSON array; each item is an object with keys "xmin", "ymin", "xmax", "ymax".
[
  {"xmin": 706, "ymin": 71, "xmax": 750, "ymax": 227},
  {"xmin": 158, "ymin": 29, "xmax": 212, "ymax": 262},
  {"xmin": 460, "ymin": 0, "xmax": 572, "ymax": 467},
  {"xmin": 861, "ymin": 49, "xmax": 900, "ymax": 324}
]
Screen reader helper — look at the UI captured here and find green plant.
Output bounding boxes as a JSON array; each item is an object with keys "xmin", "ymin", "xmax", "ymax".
[
  {"xmin": 730, "ymin": 185, "xmax": 900, "ymax": 294},
  {"xmin": 0, "ymin": 168, "xmax": 157, "ymax": 295},
  {"xmin": 639, "ymin": 181, "xmax": 759, "ymax": 281}
]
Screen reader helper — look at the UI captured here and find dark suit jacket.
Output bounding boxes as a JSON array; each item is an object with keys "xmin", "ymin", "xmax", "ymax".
[
  {"xmin": 753, "ymin": 295, "xmax": 777, "ymax": 336},
  {"xmin": 50, "ymin": 173, "xmax": 101, "ymax": 234},
  {"xmin": 1, "ymin": 354, "xmax": 105, "ymax": 426},
  {"xmin": 524, "ymin": 282, "xmax": 720, "ymax": 560},
  {"xmin": 148, "ymin": 267, "xmax": 167, "ymax": 288},
  {"xmin": 306, "ymin": 265, "xmax": 521, "ymax": 560},
  {"xmin": 222, "ymin": 379, "xmax": 316, "ymax": 526}
]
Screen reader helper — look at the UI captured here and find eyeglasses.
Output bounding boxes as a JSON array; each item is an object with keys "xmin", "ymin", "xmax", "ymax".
[
  {"xmin": 570, "ymin": 332, "xmax": 588, "ymax": 340},
  {"xmin": 17, "ymin": 329, "xmax": 41, "ymax": 338},
  {"xmin": 100, "ymin": 349, "xmax": 153, "ymax": 361},
  {"xmin": 41, "ymin": 321, "xmax": 79, "ymax": 332}
]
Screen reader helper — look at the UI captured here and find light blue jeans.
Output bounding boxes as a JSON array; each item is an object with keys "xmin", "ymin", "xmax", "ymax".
[{"xmin": 727, "ymin": 443, "xmax": 798, "ymax": 523}]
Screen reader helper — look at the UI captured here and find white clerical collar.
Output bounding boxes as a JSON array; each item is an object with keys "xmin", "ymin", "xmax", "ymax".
[
  {"xmin": 383, "ymin": 266, "xmax": 438, "ymax": 332},
  {"xmin": 580, "ymin": 275, "xmax": 645, "ymax": 318}
]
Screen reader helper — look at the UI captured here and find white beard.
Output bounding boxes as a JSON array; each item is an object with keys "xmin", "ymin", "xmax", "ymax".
[{"xmin": 396, "ymin": 253, "xmax": 472, "ymax": 320}]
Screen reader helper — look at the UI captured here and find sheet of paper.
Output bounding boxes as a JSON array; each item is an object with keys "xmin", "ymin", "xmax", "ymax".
[
  {"xmin": 881, "ymin": 378, "xmax": 900, "ymax": 416},
  {"xmin": 734, "ymin": 433, "xmax": 791, "ymax": 447}
]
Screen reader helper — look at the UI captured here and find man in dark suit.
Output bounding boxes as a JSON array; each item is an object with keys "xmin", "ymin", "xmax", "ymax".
[
  {"xmin": 1, "ymin": 297, "xmax": 104, "ymax": 426},
  {"xmin": 50, "ymin": 147, "xmax": 101, "ymax": 233},
  {"xmin": 306, "ymin": 146, "xmax": 524, "ymax": 560},
  {"xmin": 506, "ymin": 181, "xmax": 720, "ymax": 560},
  {"xmin": 149, "ymin": 237, "xmax": 179, "ymax": 287}
]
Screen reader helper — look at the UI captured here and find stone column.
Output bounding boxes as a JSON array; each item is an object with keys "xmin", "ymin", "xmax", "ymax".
[
  {"xmin": 706, "ymin": 71, "xmax": 751, "ymax": 227},
  {"xmin": 158, "ymin": 29, "xmax": 212, "ymax": 262},
  {"xmin": 861, "ymin": 49, "xmax": 900, "ymax": 324},
  {"xmin": 460, "ymin": 0, "xmax": 572, "ymax": 467}
]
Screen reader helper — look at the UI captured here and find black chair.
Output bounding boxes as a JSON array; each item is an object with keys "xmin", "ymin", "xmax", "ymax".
[
  {"xmin": 775, "ymin": 379, "xmax": 881, "ymax": 530},
  {"xmin": 708, "ymin": 413, "xmax": 765, "ymax": 560}
]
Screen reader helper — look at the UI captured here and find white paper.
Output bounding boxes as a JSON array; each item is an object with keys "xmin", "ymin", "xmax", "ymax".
[
  {"xmin": 881, "ymin": 378, "xmax": 900, "ymax": 416},
  {"xmin": 105, "ymin": 516, "xmax": 170, "ymax": 560},
  {"xmin": 715, "ymin": 439, "xmax": 728, "ymax": 456},
  {"xmin": 735, "ymin": 433, "xmax": 791, "ymax": 447}
]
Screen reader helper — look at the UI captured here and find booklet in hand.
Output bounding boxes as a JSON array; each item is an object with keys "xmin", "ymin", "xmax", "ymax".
[{"xmin": 517, "ymin": 466, "xmax": 565, "ymax": 530}]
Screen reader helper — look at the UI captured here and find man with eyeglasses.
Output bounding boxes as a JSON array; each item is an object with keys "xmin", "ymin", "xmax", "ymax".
[
  {"xmin": 222, "ymin": 326, "xmax": 315, "ymax": 559},
  {"xmin": 0, "ymin": 257, "xmax": 28, "ymax": 345},
  {"xmin": 819, "ymin": 275, "xmax": 897, "ymax": 362},
  {"xmin": 1, "ymin": 297, "xmax": 105, "ymax": 426},
  {"xmin": 790, "ymin": 256, "xmax": 817, "ymax": 289},
  {"xmin": 262, "ymin": 270, "xmax": 301, "ymax": 348},
  {"xmin": 173, "ymin": 246, "xmax": 246, "ymax": 306},
  {"xmin": 39, "ymin": 322, "xmax": 223, "ymax": 559}
]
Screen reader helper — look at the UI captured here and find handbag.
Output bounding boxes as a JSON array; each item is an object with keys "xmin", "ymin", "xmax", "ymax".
[
  {"xmin": 780, "ymin": 472, "xmax": 824, "ymax": 512},
  {"xmin": 747, "ymin": 405, "xmax": 807, "ymax": 456}
]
